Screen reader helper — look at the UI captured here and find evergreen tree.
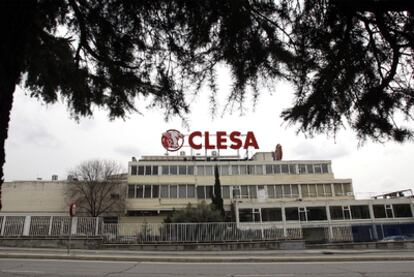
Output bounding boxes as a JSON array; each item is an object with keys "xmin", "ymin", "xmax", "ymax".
[{"xmin": 211, "ymin": 165, "xmax": 225, "ymax": 217}]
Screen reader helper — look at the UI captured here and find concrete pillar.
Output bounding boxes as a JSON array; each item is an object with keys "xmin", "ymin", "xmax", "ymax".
[
  {"xmin": 0, "ymin": 216, "xmax": 5, "ymax": 236},
  {"xmin": 71, "ymin": 217, "xmax": 78, "ymax": 235},
  {"xmin": 326, "ymin": 206, "xmax": 333, "ymax": 241},
  {"xmin": 48, "ymin": 216, "xmax": 53, "ymax": 236},
  {"xmin": 22, "ymin": 216, "xmax": 31, "ymax": 236},
  {"xmin": 95, "ymin": 217, "xmax": 100, "ymax": 236},
  {"xmin": 281, "ymin": 206, "xmax": 287, "ymax": 237},
  {"xmin": 368, "ymin": 203, "xmax": 379, "ymax": 240}
]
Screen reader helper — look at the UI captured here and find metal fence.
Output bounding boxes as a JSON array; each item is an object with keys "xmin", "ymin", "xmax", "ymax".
[{"xmin": 0, "ymin": 215, "xmax": 412, "ymax": 243}]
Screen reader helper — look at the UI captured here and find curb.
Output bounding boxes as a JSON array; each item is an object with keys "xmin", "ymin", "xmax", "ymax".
[{"xmin": 1, "ymin": 253, "xmax": 414, "ymax": 263}]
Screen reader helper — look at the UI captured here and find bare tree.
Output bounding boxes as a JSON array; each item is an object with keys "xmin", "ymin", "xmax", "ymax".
[{"xmin": 65, "ymin": 160, "xmax": 126, "ymax": 217}]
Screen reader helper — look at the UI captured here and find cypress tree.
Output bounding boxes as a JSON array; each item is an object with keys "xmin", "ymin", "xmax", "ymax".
[{"xmin": 211, "ymin": 165, "xmax": 225, "ymax": 217}]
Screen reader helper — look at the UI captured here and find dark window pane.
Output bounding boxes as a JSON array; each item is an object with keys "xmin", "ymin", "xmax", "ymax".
[
  {"xmin": 128, "ymin": 185, "xmax": 135, "ymax": 198},
  {"xmin": 187, "ymin": 185, "xmax": 195, "ymax": 198},
  {"xmin": 136, "ymin": 185, "xmax": 143, "ymax": 198},
  {"xmin": 281, "ymin": 164, "xmax": 289, "ymax": 173},
  {"xmin": 298, "ymin": 164, "xmax": 306, "ymax": 174},
  {"xmin": 289, "ymin": 164, "xmax": 297, "ymax": 174},
  {"xmin": 291, "ymin": 185, "xmax": 299, "ymax": 197},
  {"xmin": 179, "ymin": 165, "xmax": 186, "ymax": 175},
  {"xmin": 241, "ymin": 186, "xmax": 249, "ymax": 198},
  {"xmin": 273, "ymin": 165, "xmax": 281, "ymax": 174},
  {"xmin": 205, "ymin": 186, "xmax": 213, "ymax": 198},
  {"xmin": 161, "ymin": 185, "xmax": 168, "ymax": 198},
  {"xmin": 144, "ymin": 185, "xmax": 151, "ymax": 198},
  {"xmin": 393, "ymin": 204, "xmax": 413, "ymax": 218},
  {"xmin": 205, "ymin": 166, "xmax": 213, "ymax": 175},
  {"xmin": 329, "ymin": 206, "xmax": 344, "ymax": 220},
  {"xmin": 262, "ymin": 208, "xmax": 282, "ymax": 222},
  {"xmin": 222, "ymin": 186, "xmax": 230, "ymax": 198},
  {"xmin": 255, "ymin": 165, "xmax": 263, "ymax": 175},
  {"xmin": 232, "ymin": 165, "xmax": 239, "ymax": 175},
  {"xmin": 239, "ymin": 165, "xmax": 247, "ymax": 175},
  {"xmin": 265, "ymin": 165, "xmax": 273, "ymax": 174},
  {"xmin": 162, "ymin": 166, "xmax": 169, "ymax": 175},
  {"xmin": 249, "ymin": 185, "xmax": 257, "ymax": 198},
  {"xmin": 267, "ymin": 185, "xmax": 275, "ymax": 198},
  {"xmin": 131, "ymin": 166, "xmax": 137, "ymax": 175},
  {"xmin": 187, "ymin": 166, "xmax": 194, "ymax": 175},
  {"xmin": 179, "ymin": 185, "xmax": 187, "ymax": 198},
  {"xmin": 152, "ymin": 166, "xmax": 158, "ymax": 175},
  {"xmin": 275, "ymin": 186, "xmax": 283, "ymax": 198},
  {"xmin": 373, "ymin": 205, "xmax": 387, "ymax": 218},
  {"xmin": 152, "ymin": 185, "xmax": 159, "ymax": 198},
  {"xmin": 138, "ymin": 166, "xmax": 145, "ymax": 175},
  {"xmin": 197, "ymin": 166, "xmax": 205, "ymax": 176},
  {"xmin": 239, "ymin": 209, "xmax": 253, "ymax": 222},
  {"xmin": 301, "ymin": 184, "xmax": 309, "ymax": 198},
  {"xmin": 307, "ymin": 206, "xmax": 327, "ymax": 221},
  {"xmin": 145, "ymin": 166, "xmax": 151, "ymax": 175},
  {"xmin": 197, "ymin": 186, "xmax": 205, "ymax": 199},
  {"xmin": 314, "ymin": 164, "xmax": 322, "ymax": 174},
  {"xmin": 283, "ymin": 185, "xmax": 291, "ymax": 197},
  {"xmin": 170, "ymin": 165, "xmax": 177, "ymax": 175},
  {"xmin": 170, "ymin": 185, "xmax": 177, "ymax": 198},
  {"xmin": 306, "ymin": 164, "xmax": 314, "ymax": 174},
  {"xmin": 247, "ymin": 165, "xmax": 255, "ymax": 175},
  {"xmin": 351, "ymin": 205, "xmax": 370, "ymax": 219},
  {"xmin": 285, "ymin": 207, "xmax": 299, "ymax": 221},
  {"xmin": 322, "ymin": 164, "xmax": 329, "ymax": 173}
]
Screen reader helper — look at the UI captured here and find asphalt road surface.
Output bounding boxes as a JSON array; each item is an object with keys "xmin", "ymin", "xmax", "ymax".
[{"xmin": 1, "ymin": 259, "xmax": 414, "ymax": 277}]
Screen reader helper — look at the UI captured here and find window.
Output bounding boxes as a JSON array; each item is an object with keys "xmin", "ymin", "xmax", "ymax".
[
  {"xmin": 289, "ymin": 164, "xmax": 297, "ymax": 174},
  {"xmin": 222, "ymin": 186, "xmax": 230, "ymax": 198},
  {"xmin": 220, "ymin": 165, "xmax": 230, "ymax": 176},
  {"xmin": 322, "ymin": 164, "xmax": 329, "ymax": 173},
  {"xmin": 285, "ymin": 207, "xmax": 299, "ymax": 221},
  {"xmin": 152, "ymin": 166, "xmax": 158, "ymax": 175},
  {"xmin": 128, "ymin": 185, "xmax": 135, "ymax": 198},
  {"xmin": 131, "ymin": 166, "xmax": 137, "ymax": 175},
  {"xmin": 317, "ymin": 184, "xmax": 324, "ymax": 197},
  {"xmin": 283, "ymin": 185, "xmax": 292, "ymax": 197},
  {"xmin": 231, "ymin": 165, "xmax": 239, "ymax": 175},
  {"xmin": 299, "ymin": 207, "xmax": 307, "ymax": 221},
  {"xmin": 334, "ymin": 183, "xmax": 343, "ymax": 196},
  {"xmin": 393, "ymin": 204, "xmax": 413, "ymax": 218},
  {"xmin": 136, "ymin": 185, "xmax": 143, "ymax": 198},
  {"xmin": 144, "ymin": 185, "xmax": 151, "ymax": 198},
  {"xmin": 178, "ymin": 185, "xmax": 187, "ymax": 198},
  {"xmin": 187, "ymin": 166, "xmax": 194, "ymax": 175},
  {"xmin": 343, "ymin": 183, "xmax": 352, "ymax": 195},
  {"xmin": 291, "ymin": 185, "xmax": 299, "ymax": 197},
  {"xmin": 197, "ymin": 166, "xmax": 205, "ymax": 176},
  {"xmin": 187, "ymin": 185, "xmax": 195, "ymax": 198},
  {"xmin": 197, "ymin": 186, "xmax": 205, "ymax": 199},
  {"xmin": 145, "ymin": 166, "xmax": 152, "ymax": 175},
  {"xmin": 267, "ymin": 185, "xmax": 275, "ymax": 198},
  {"xmin": 162, "ymin": 166, "xmax": 169, "ymax": 175},
  {"xmin": 281, "ymin": 164, "xmax": 289, "ymax": 173},
  {"xmin": 232, "ymin": 186, "xmax": 241, "ymax": 199},
  {"xmin": 239, "ymin": 209, "xmax": 254, "ymax": 222},
  {"xmin": 170, "ymin": 165, "xmax": 177, "ymax": 175},
  {"xmin": 178, "ymin": 165, "xmax": 186, "ymax": 175},
  {"xmin": 161, "ymin": 185, "xmax": 168, "ymax": 198},
  {"xmin": 306, "ymin": 164, "xmax": 314, "ymax": 174},
  {"xmin": 330, "ymin": 206, "xmax": 344, "ymax": 220},
  {"xmin": 265, "ymin": 165, "xmax": 273, "ymax": 174},
  {"xmin": 152, "ymin": 185, "xmax": 159, "ymax": 198},
  {"xmin": 170, "ymin": 185, "xmax": 178, "ymax": 198},
  {"xmin": 261, "ymin": 208, "xmax": 282, "ymax": 222},
  {"xmin": 373, "ymin": 205, "xmax": 387, "ymax": 218},
  {"xmin": 343, "ymin": 206, "xmax": 351, "ymax": 219},
  {"xmin": 239, "ymin": 165, "xmax": 247, "ymax": 175},
  {"xmin": 314, "ymin": 164, "xmax": 322, "ymax": 174},
  {"xmin": 205, "ymin": 186, "xmax": 213, "ymax": 198},
  {"xmin": 307, "ymin": 206, "xmax": 327, "ymax": 221},
  {"xmin": 301, "ymin": 184, "xmax": 309, "ymax": 198},
  {"xmin": 241, "ymin": 186, "xmax": 249, "ymax": 198},
  {"xmin": 309, "ymin": 184, "xmax": 317, "ymax": 197},
  {"xmin": 386, "ymin": 205, "xmax": 393, "ymax": 218},
  {"xmin": 324, "ymin": 184, "xmax": 332, "ymax": 197},
  {"xmin": 205, "ymin": 166, "xmax": 213, "ymax": 175},
  {"xmin": 275, "ymin": 185, "xmax": 283, "ymax": 198},
  {"xmin": 351, "ymin": 205, "xmax": 370, "ymax": 219},
  {"xmin": 273, "ymin": 165, "xmax": 281, "ymax": 174},
  {"xmin": 138, "ymin": 166, "xmax": 145, "ymax": 175},
  {"xmin": 249, "ymin": 185, "xmax": 257, "ymax": 198},
  {"xmin": 247, "ymin": 165, "xmax": 255, "ymax": 175},
  {"xmin": 256, "ymin": 165, "xmax": 263, "ymax": 175},
  {"xmin": 298, "ymin": 164, "xmax": 306, "ymax": 174}
]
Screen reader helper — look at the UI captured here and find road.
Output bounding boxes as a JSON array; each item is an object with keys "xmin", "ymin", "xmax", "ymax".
[{"xmin": 1, "ymin": 259, "xmax": 414, "ymax": 277}]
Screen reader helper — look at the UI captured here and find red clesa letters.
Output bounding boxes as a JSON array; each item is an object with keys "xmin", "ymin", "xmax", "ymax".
[{"xmin": 188, "ymin": 131, "xmax": 259, "ymax": 150}]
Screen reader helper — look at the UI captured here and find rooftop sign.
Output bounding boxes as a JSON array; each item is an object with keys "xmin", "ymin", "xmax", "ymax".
[{"xmin": 161, "ymin": 130, "xmax": 259, "ymax": 152}]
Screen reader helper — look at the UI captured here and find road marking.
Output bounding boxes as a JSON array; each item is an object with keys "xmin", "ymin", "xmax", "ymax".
[{"xmin": 231, "ymin": 275, "xmax": 294, "ymax": 277}]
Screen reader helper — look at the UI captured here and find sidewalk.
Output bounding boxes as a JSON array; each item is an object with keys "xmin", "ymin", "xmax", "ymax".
[{"xmin": 1, "ymin": 247, "xmax": 414, "ymax": 262}]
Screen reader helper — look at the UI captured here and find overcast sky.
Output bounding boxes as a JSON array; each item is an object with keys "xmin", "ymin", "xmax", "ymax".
[{"xmin": 4, "ymin": 66, "xmax": 414, "ymax": 199}]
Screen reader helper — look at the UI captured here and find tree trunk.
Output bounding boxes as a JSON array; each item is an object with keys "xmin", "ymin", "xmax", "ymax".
[{"xmin": 0, "ymin": 0, "xmax": 37, "ymax": 210}]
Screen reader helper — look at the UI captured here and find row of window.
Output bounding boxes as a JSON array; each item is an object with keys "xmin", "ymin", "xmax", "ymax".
[
  {"xmin": 239, "ymin": 204, "xmax": 413, "ymax": 222},
  {"xmin": 130, "ymin": 163, "xmax": 330, "ymax": 176},
  {"xmin": 127, "ymin": 183, "xmax": 352, "ymax": 200}
]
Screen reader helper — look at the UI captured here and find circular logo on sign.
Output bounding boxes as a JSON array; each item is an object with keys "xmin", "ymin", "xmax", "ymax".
[{"xmin": 161, "ymin": 129, "xmax": 184, "ymax": 151}]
